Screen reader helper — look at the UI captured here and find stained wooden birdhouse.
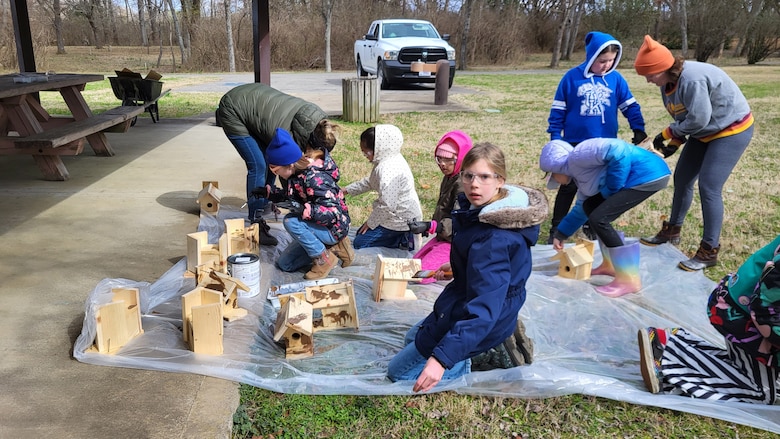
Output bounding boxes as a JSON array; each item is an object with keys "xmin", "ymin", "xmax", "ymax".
[
  {"xmin": 273, "ymin": 295, "xmax": 314, "ymax": 359},
  {"xmin": 372, "ymin": 255, "xmax": 420, "ymax": 302},
  {"xmin": 197, "ymin": 269, "xmax": 249, "ymax": 322},
  {"xmin": 550, "ymin": 239, "xmax": 595, "ymax": 280},
  {"xmin": 224, "ymin": 218, "xmax": 259, "ymax": 255},
  {"xmin": 94, "ymin": 287, "xmax": 144, "ymax": 354},
  {"xmin": 197, "ymin": 181, "xmax": 223, "ymax": 215}
]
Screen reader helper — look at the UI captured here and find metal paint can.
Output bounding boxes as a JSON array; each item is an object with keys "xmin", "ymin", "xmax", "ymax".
[{"xmin": 227, "ymin": 253, "xmax": 261, "ymax": 298}]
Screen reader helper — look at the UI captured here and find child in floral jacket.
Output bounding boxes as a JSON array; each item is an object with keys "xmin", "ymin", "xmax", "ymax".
[{"xmin": 257, "ymin": 128, "xmax": 353, "ymax": 280}]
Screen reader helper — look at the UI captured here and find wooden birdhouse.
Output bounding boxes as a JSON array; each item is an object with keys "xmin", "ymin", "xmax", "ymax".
[
  {"xmin": 181, "ymin": 287, "xmax": 224, "ymax": 355},
  {"xmin": 186, "ymin": 230, "xmax": 228, "ymax": 276},
  {"xmin": 197, "ymin": 181, "xmax": 223, "ymax": 215},
  {"xmin": 273, "ymin": 295, "xmax": 314, "ymax": 359},
  {"xmin": 94, "ymin": 287, "xmax": 144, "ymax": 354},
  {"xmin": 550, "ymin": 239, "xmax": 595, "ymax": 280},
  {"xmin": 224, "ymin": 218, "xmax": 259, "ymax": 255},
  {"xmin": 272, "ymin": 280, "xmax": 358, "ymax": 359},
  {"xmin": 372, "ymin": 255, "xmax": 420, "ymax": 302},
  {"xmin": 196, "ymin": 269, "xmax": 249, "ymax": 322}
]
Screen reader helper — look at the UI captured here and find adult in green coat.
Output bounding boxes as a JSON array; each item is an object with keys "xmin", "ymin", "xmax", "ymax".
[{"xmin": 216, "ymin": 83, "xmax": 339, "ymax": 242}]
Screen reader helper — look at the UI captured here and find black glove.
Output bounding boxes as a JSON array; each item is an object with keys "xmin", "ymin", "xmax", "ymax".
[
  {"xmin": 275, "ymin": 199, "xmax": 304, "ymax": 216},
  {"xmin": 250, "ymin": 186, "xmax": 268, "ymax": 199},
  {"xmin": 407, "ymin": 220, "xmax": 433, "ymax": 237},
  {"xmin": 653, "ymin": 133, "xmax": 679, "ymax": 158},
  {"xmin": 582, "ymin": 193, "xmax": 606, "ymax": 215},
  {"xmin": 631, "ymin": 130, "xmax": 647, "ymax": 145}
]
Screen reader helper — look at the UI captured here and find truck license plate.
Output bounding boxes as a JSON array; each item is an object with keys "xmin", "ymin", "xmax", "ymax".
[{"xmin": 419, "ymin": 71, "xmax": 431, "ymax": 77}]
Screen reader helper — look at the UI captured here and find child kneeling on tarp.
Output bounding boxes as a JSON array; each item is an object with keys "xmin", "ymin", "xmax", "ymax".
[
  {"xmin": 254, "ymin": 128, "xmax": 352, "ymax": 280},
  {"xmin": 387, "ymin": 142, "xmax": 547, "ymax": 392}
]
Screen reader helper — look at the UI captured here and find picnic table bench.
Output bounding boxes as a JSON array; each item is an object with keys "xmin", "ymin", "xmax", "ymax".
[{"xmin": 0, "ymin": 73, "xmax": 170, "ymax": 181}]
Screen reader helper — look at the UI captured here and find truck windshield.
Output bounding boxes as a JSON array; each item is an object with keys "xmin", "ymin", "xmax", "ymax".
[{"xmin": 382, "ymin": 23, "xmax": 438, "ymax": 39}]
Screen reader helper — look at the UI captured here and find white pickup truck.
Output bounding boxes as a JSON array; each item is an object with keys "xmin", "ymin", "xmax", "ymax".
[{"xmin": 354, "ymin": 19, "xmax": 456, "ymax": 90}]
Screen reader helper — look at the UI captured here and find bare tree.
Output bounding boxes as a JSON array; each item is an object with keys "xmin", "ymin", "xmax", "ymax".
[
  {"xmin": 137, "ymin": 0, "xmax": 149, "ymax": 46},
  {"xmin": 320, "ymin": 0, "xmax": 336, "ymax": 72},
  {"xmin": 165, "ymin": 0, "xmax": 187, "ymax": 63},
  {"xmin": 551, "ymin": 0, "xmax": 577, "ymax": 68},
  {"xmin": 458, "ymin": 0, "xmax": 475, "ymax": 70},
  {"xmin": 224, "ymin": 0, "xmax": 235, "ymax": 72}
]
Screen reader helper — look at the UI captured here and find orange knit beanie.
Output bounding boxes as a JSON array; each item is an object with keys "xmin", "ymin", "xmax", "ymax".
[{"xmin": 634, "ymin": 35, "xmax": 674, "ymax": 75}]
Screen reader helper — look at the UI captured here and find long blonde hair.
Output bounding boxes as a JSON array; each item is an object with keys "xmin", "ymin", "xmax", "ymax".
[{"xmin": 461, "ymin": 142, "xmax": 508, "ymax": 201}]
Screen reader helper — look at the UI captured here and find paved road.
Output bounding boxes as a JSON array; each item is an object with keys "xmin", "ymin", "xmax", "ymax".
[{"xmin": 175, "ymin": 71, "xmax": 476, "ymax": 116}]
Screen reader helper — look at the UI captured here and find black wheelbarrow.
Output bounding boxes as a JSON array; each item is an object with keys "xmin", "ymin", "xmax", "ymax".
[{"xmin": 108, "ymin": 76, "xmax": 165, "ymax": 125}]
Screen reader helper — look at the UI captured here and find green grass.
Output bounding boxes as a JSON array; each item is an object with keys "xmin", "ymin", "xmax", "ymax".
[
  {"xmin": 30, "ymin": 50, "xmax": 780, "ymax": 437},
  {"xmin": 234, "ymin": 65, "xmax": 780, "ymax": 438}
]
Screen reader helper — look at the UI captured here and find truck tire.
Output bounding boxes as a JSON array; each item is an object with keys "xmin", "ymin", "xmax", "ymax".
[
  {"xmin": 356, "ymin": 57, "xmax": 368, "ymax": 77},
  {"xmin": 448, "ymin": 73, "xmax": 454, "ymax": 89},
  {"xmin": 377, "ymin": 60, "xmax": 391, "ymax": 90}
]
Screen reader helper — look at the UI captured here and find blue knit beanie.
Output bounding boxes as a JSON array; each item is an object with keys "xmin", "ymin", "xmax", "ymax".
[{"xmin": 267, "ymin": 128, "xmax": 302, "ymax": 166}]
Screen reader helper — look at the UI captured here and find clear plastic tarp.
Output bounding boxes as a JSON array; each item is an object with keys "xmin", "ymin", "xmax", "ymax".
[{"xmin": 73, "ymin": 208, "xmax": 780, "ymax": 434}]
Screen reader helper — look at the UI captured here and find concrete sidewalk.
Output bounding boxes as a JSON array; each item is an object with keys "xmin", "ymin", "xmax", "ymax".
[
  {"xmin": 0, "ymin": 115, "xmax": 245, "ymax": 438},
  {"xmin": 0, "ymin": 74, "xmax": 467, "ymax": 438}
]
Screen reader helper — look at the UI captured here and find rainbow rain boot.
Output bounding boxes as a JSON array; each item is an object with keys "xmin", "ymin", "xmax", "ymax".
[{"xmin": 595, "ymin": 240, "xmax": 641, "ymax": 297}]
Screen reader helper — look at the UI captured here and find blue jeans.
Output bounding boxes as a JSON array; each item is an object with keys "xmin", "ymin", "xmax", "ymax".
[
  {"xmin": 276, "ymin": 214, "xmax": 338, "ymax": 272},
  {"xmin": 226, "ymin": 134, "xmax": 276, "ymax": 220},
  {"xmin": 387, "ymin": 320, "xmax": 471, "ymax": 383},
  {"xmin": 353, "ymin": 225, "xmax": 413, "ymax": 250}
]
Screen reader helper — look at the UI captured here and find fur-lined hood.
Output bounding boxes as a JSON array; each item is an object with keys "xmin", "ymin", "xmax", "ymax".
[{"xmin": 476, "ymin": 184, "xmax": 549, "ymax": 230}]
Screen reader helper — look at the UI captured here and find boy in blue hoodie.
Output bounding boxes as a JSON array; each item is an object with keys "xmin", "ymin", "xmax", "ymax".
[{"xmin": 545, "ymin": 31, "xmax": 646, "ymax": 244}]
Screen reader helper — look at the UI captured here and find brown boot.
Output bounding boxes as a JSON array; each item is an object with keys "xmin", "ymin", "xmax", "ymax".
[
  {"xmin": 640, "ymin": 221, "xmax": 681, "ymax": 246},
  {"xmin": 678, "ymin": 241, "xmax": 719, "ymax": 271},
  {"xmin": 304, "ymin": 249, "xmax": 338, "ymax": 280},
  {"xmin": 330, "ymin": 236, "xmax": 355, "ymax": 268}
]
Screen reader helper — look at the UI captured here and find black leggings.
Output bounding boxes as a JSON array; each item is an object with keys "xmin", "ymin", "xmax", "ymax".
[
  {"xmin": 582, "ymin": 189, "xmax": 659, "ymax": 247},
  {"xmin": 551, "ymin": 180, "xmax": 578, "ymax": 228}
]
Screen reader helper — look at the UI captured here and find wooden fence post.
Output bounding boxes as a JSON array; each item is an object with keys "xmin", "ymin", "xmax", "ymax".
[{"xmin": 342, "ymin": 78, "xmax": 379, "ymax": 122}]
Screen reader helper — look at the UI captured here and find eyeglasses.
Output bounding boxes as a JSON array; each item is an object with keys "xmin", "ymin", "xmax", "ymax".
[
  {"xmin": 435, "ymin": 156, "xmax": 456, "ymax": 165},
  {"xmin": 460, "ymin": 171, "xmax": 501, "ymax": 183}
]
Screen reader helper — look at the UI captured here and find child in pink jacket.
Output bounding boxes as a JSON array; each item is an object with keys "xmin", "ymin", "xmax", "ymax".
[{"xmin": 409, "ymin": 130, "xmax": 473, "ymax": 283}]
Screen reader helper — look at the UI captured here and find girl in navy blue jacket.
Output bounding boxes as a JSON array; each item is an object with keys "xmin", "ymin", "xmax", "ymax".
[
  {"xmin": 540, "ymin": 138, "xmax": 670, "ymax": 297},
  {"xmin": 387, "ymin": 143, "xmax": 548, "ymax": 392}
]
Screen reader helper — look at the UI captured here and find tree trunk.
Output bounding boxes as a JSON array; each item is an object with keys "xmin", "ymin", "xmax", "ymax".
[
  {"xmin": 54, "ymin": 0, "xmax": 66, "ymax": 54},
  {"xmin": 137, "ymin": 0, "xmax": 148, "ymax": 46},
  {"xmin": 551, "ymin": 0, "xmax": 575, "ymax": 68},
  {"xmin": 678, "ymin": 0, "xmax": 688, "ymax": 57},
  {"xmin": 88, "ymin": 0, "xmax": 104, "ymax": 49},
  {"xmin": 459, "ymin": 0, "xmax": 474, "ymax": 70},
  {"xmin": 224, "ymin": 0, "xmax": 235, "ymax": 72},
  {"xmin": 321, "ymin": 0, "xmax": 335, "ymax": 72},
  {"xmin": 166, "ymin": 0, "xmax": 186, "ymax": 64}
]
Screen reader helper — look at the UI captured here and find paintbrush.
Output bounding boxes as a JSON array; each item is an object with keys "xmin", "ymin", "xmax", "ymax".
[{"xmin": 412, "ymin": 269, "xmax": 452, "ymax": 279}]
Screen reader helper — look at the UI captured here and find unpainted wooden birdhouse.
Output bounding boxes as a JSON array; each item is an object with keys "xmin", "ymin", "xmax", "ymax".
[{"xmin": 550, "ymin": 239, "xmax": 595, "ymax": 280}]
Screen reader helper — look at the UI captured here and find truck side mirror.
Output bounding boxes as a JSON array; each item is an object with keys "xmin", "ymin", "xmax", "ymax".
[
  {"xmin": 442, "ymin": 34, "xmax": 450, "ymax": 42},
  {"xmin": 365, "ymin": 34, "xmax": 378, "ymax": 41}
]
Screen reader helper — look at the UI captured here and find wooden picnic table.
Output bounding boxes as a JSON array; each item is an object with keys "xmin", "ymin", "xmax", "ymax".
[{"xmin": 0, "ymin": 73, "xmax": 145, "ymax": 181}]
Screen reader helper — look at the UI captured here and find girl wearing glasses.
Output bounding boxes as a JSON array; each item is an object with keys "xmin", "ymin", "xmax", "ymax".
[
  {"xmin": 539, "ymin": 137, "xmax": 670, "ymax": 297},
  {"xmin": 344, "ymin": 125, "xmax": 423, "ymax": 251},
  {"xmin": 408, "ymin": 130, "xmax": 473, "ymax": 284},
  {"xmin": 388, "ymin": 143, "xmax": 548, "ymax": 392}
]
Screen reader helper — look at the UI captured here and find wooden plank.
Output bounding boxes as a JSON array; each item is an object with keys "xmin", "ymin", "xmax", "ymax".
[{"xmin": 13, "ymin": 107, "xmax": 135, "ymax": 149}]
